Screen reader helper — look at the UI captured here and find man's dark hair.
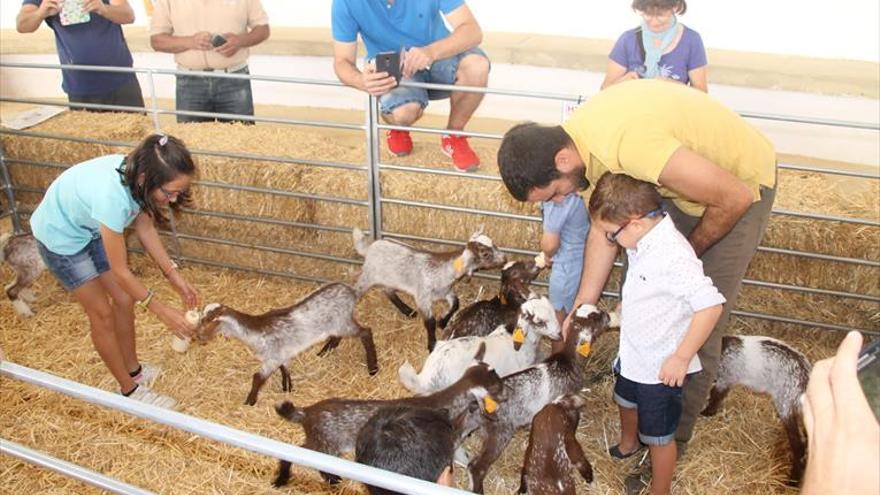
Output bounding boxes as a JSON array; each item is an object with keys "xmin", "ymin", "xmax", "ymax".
[
  {"xmin": 122, "ymin": 133, "xmax": 196, "ymax": 225},
  {"xmin": 497, "ymin": 122, "xmax": 572, "ymax": 201},
  {"xmin": 355, "ymin": 406, "xmax": 455, "ymax": 495},
  {"xmin": 631, "ymin": 0, "xmax": 687, "ymax": 15}
]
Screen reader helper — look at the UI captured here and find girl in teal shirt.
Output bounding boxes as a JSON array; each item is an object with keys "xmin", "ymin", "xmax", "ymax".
[{"xmin": 31, "ymin": 133, "xmax": 200, "ymax": 408}]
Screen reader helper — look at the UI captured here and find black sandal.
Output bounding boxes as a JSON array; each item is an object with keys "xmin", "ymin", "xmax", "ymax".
[{"xmin": 608, "ymin": 442, "xmax": 646, "ymax": 459}]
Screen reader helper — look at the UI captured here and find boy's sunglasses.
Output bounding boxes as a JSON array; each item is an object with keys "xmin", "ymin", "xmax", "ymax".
[{"xmin": 606, "ymin": 207, "xmax": 665, "ymax": 244}]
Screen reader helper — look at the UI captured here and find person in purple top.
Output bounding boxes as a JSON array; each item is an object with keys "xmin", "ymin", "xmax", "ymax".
[
  {"xmin": 16, "ymin": 0, "xmax": 145, "ymax": 110},
  {"xmin": 601, "ymin": 0, "xmax": 708, "ymax": 93}
]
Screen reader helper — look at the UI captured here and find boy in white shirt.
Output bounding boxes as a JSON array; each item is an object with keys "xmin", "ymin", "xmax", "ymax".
[{"xmin": 587, "ymin": 172, "xmax": 725, "ymax": 495}]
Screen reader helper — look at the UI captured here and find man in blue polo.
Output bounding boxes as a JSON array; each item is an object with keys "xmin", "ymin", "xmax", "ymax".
[
  {"xmin": 331, "ymin": 0, "xmax": 489, "ymax": 172},
  {"xmin": 16, "ymin": 0, "xmax": 144, "ymax": 111}
]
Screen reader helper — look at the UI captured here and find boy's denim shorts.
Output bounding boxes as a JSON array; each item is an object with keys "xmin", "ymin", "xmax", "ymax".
[
  {"xmin": 613, "ymin": 366, "xmax": 696, "ymax": 446},
  {"xmin": 378, "ymin": 47, "xmax": 489, "ymax": 114},
  {"xmin": 36, "ymin": 235, "xmax": 110, "ymax": 291},
  {"xmin": 548, "ymin": 260, "xmax": 581, "ymax": 314}
]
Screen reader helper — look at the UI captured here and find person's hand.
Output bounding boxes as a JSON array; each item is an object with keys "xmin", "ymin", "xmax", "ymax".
[
  {"xmin": 659, "ymin": 354, "xmax": 689, "ymax": 387},
  {"xmin": 620, "ymin": 71, "xmax": 641, "ymax": 82},
  {"xmin": 190, "ymin": 31, "xmax": 213, "ymax": 51},
  {"xmin": 215, "ymin": 32, "xmax": 242, "ymax": 57},
  {"xmin": 152, "ymin": 301, "xmax": 196, "ymax": 339},
  {"xmin": 402, "ymin": 46, "xmax": 434, "ymax": 78},
  {"xmin": 801, "ymin": 331, "xmax": 879, "ymax": 495},
  {"xmin": 167, "ymin": 271, "xmax": 200, "ymax": 309},
  {"xmin": 38, "ymin": 0, "xmax": 61, "ymax": 18},
  {"xmin": 82, "ymin": 0, "xmax": 107, "ymax": 15},
  {"xmin": 360, "ymin": 64, "xmax": 397, "ymax": 96}
]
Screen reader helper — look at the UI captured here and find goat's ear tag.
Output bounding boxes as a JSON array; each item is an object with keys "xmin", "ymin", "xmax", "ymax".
[
  {"xmin": 453, "ymin": 256, "xmax": 464, "ymax": 276},
  {"xmin": 577, "ymin": 342, "xmax": 591, "ymax": 357},
  {"xmin": 483, "ymin": 395, "xmax": 498, "ymax": 414},
  {"xmin": 512, "ymin": 327, "xmax": 525, "ymax": 344},
  {"xmin": 499, "ymin": 293, "xmax": 507, "ymax": 305}
]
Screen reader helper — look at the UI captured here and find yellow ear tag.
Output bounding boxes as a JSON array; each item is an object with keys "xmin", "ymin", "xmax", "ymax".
[
  {"xmin": 499, "ymin": 293, "xmax": 507, "ymax": 305},
  {"xmin": 577, "ymin": 342, "xmax": 591, "ymax": 357},
  {"xmin": 483, "ymin": 395, "xmax": 498, "ymax": 414},
  {"xmin": 453, "ymin": 256, "xmax": 464, "ymax": 276},
  {"xmin": 512, "ymin": 327, "xmax": 525, "ymax": 344}
]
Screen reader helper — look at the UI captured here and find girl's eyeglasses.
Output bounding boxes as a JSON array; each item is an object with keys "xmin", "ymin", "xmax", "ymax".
[
  {"xmin": 159, "ymin": 185, "xmax": 188, "ymax": 203},
  {"xmin": 606, "ymin": 208, "xmax": 665, "ymax": 244}
]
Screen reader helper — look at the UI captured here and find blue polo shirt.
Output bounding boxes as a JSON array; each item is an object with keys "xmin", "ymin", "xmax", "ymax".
[
  {"xmin": 331, "ymin": 0, "xmax": 465, "ymax": 60},
  {"xmin": 22, "ymin": 0, "xmax": 136, "ymax": 97},
  {"xmin": 31, "ymin": 155, "xmax": 141, "ymax": 255}
]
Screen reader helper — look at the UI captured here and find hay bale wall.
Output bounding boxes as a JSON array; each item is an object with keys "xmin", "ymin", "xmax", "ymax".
[{"xmin": 1, "ymin": 110, "xmax": 878, "ymax": 495}]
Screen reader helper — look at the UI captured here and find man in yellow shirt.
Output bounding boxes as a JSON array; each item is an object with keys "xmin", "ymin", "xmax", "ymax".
[{"xmin": 498, "ymin": 79, "xmax": 776, "ymax": 463}]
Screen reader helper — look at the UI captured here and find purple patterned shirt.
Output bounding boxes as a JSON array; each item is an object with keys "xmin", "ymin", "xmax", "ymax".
[{"xmin": 609, "ymin": 26, "xmax": 707, "ymax": 85}]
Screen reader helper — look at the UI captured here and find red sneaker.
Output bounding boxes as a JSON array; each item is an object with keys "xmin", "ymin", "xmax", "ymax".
[
  {"xmin": 441, "ymin": 134, "xmax": 480, "ymax": 172},
  {"xmin": 386, "ymin": 130, "xmax": 413, "ymax": 157}
]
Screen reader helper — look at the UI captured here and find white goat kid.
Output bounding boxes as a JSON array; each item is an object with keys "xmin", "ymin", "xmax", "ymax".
[{"xmin": 399, "ymin": 296, "xmax": 560, "ymax": 395}]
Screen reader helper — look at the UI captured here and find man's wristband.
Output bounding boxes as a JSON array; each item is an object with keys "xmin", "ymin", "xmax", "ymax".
[{"xmin": 162, "ymin": 261, "xmax": 179, "ymax": 278}]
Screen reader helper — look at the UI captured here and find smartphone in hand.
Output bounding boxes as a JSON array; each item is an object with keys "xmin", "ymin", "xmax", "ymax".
[
  {"xmin": 211, "ymin": 34, "xmax": 228, "ymax": 48},
  {"xmin": 858, "ymin": 338, "xmax": 880, "ymax": 419},
  {"xmin": 375, "ymin": 51, "xmax": 402, "ymax": 84},
  {"xmin": 60, "ymin": 0, "xmax": 91, "ymax": 26}
]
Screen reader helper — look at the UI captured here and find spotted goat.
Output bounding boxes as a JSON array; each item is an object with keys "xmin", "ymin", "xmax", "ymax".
[
  {"xmin": 352, "ymin": 226, "xmax": 507, "ymax": 351},
  {"xmin": 1, "ymin": 233, "xmax": 45, "ymax": 317},
  {"xmin": 195, "ymin": 283, "xmax": 378, "ymax": 405},
  {"xmin": 701, "ymin": 335, "xmax": 811, "ymax": 486}
]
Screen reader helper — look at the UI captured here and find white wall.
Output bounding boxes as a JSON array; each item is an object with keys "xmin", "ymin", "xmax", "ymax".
[{"xmin": 1, "ymin": 0, "xmax": 878, "ymax": 62}]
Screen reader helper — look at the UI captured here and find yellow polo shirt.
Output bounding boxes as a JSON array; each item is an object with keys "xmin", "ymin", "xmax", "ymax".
[{"xmin": 563, "ymin": 79, "xmax": 776, "ymax": 216}]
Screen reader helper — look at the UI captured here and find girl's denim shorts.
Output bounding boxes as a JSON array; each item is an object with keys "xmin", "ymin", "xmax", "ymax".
[{"xmin": 36, "ymin": 235, "xmax": 110, "ymax": 291}]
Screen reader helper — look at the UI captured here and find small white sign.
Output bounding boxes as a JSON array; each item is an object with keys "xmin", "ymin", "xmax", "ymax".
[
  {"xmin": 1, "ymin": 106, "xmax": 67, "ymax": 130},
  {"xmin": 561, "ymin": 99, "xmax": 583, "ymax": 123}
]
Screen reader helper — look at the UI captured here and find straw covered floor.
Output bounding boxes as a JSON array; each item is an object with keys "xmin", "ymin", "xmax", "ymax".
[{"xmin": 1, "ymin": 109, "xmax": 878, "ymax": 494}]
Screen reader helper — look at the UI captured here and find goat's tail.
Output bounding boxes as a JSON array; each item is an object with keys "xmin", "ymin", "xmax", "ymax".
[
  {"xmin": 274, "ymin": 400, "xmax": 307, "ymax": 423},
  {"xmin": 0, "ymin": 233, "xmax": 11, "ymax": 263},
  {"xmin": 352, "ymin": 228, "xmax": 372, "ymax": 257},
  {"xmin": 397, "ymin": 361, "xmax": 425, "ymax": 394}
]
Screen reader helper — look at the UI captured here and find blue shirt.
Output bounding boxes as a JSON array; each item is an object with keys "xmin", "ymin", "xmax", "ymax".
[
  {"xmin": 22, "ymin": 0, "xmax": 136, "ymax": 97},
  {"xmin": 542, "ymin": 193, "xmax": 590, "ymax": 267},
  {"xmin": 609, "ymin": 26, "xmax": 707, "ymax": 85},
  {"xmin": 331, "ymin": 0, "xmax": 465, "ymax": 60},
  {"xmin": 31, "ymin": 155, "xmax": 141, "ymax": 255}
]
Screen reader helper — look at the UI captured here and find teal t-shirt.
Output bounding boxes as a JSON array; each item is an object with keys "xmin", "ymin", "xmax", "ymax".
[{"xmin": 31, "ymin": 154, "xmax": 141, "ymax": 255}]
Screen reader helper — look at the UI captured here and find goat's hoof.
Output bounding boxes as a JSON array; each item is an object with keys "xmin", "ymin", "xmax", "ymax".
[
  {"xmin": 272, "ymin": 477, "xmax": 289, "ymax": 488},
  {"xmin": 700, "ymin": 407, "xmax": 718, "ymax": 417},
  {"xmin": 368, "ymin": 367, "xmax": 379, "ymax": 376},
  {"xmin": 321, "ymin": 473, "xmax": 341, "ymax": 485},
  {"xmin": 244, "ymin": 398, "xmax": 257, "ymax": 406}
]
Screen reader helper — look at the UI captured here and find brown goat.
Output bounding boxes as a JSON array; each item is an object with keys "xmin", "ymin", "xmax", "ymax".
[
  {"xmin": 519, "ymin": 394, "xmax": 593, "ymax": 495},
  {"xmin": 1, "ymin": 233, "xmax": 45, "ymax": 317},
  {"xmin": 272, "ymin": 344, "xmax": 505, "ymax": 488}
]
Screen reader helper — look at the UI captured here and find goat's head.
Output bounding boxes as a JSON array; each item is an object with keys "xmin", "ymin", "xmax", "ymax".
[
  {"xmin": 499, "ymin": 260, "xmax": 544, "ymax": 305},
  {"xmin": 458, "ymin": 343, "xmax": 506, "ymax": 417},
  {"xmin": 551, "ymin": 393, "xmax": 587, "ymax": 424},
  {"xmin": 463, "ymin": 227, "xmax": 507, "ymax": 275},
  {"xmin": 568, "ymin": 304, "xmax": 612, "ymax": 357},
  {"xmin": 512, "ymin": 295, "xmax": 561, "ymax": 351},
  {"xmin": 193, "ymin": 303, "xmax": 227, "ymax": 343}
]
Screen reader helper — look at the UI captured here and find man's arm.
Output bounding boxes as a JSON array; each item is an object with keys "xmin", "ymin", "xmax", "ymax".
[
  {"xmin": 332, "ymin": 41, "xmax": 396, "ymax": 95},
  {"xmin": 83, "ymin": 0, "xmax": 134, "ymax": 25},
  {"xmin": 151, "ymin": 32, "xmax": 212, "ymax": 53},
  {"xmin": 657, "ymin": 146, "xmax": 754, "ymax": 256},
  {"xmin": 16, "ymin": 1, "xmax": 59, "ymax": 33},
  {"xmin": 540, "ymin": 232, "xmax": 561, "ymax": 258},
  {"xmin": 402, "ymin": 4, "xmax": 482, "ymax": 77}
]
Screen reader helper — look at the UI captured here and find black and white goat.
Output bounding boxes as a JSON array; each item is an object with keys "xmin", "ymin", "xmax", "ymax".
[
  {"xmin": 195, "ymin": 283, "xmax": 378, "ymax": 405},
  {"xmin": 352, "ymin": 226, "xmax": 507, "ymax": 351},
  {"xmin": 701, "ymin": 335, "xmax": 811, "ymax": 486}
]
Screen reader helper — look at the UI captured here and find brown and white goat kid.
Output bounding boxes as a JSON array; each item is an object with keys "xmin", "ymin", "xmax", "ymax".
[
  {"xmin": 701, "ymin": 335, "xmax": 811, "ymax": 486},
  {"xmin": 518, "ymin": 393, "xmax": 593, "ymax": 495},
  {"xmin": 398, "ymin": 295, "xmax": 561, "ymax": 395},
  {"xmin": 465, "ymin": 306, "xmax": 611, "ymax": 493},
  {"xmin": 444, "ymin": 260, "xmax": 544, "ymax": 339},
  {"xmin": 195, "ymin": 283, "xmax": 378, "ymax": 406},
  {"xmin": 1, "ymin": 233, "xmax": 45, "ymax": 317},
  {"xmin": 272, "ymin": 344, "xmax": 505, "ymax": 488},
  {"xmin": 352, "ymin": 226, "xmax": 507, "ymax": 351}
]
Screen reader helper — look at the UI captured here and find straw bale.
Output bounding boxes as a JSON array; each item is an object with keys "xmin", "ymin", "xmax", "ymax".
[{"xmin": 0, "ymin": 253, "xmax": 846, "ymax": 495}]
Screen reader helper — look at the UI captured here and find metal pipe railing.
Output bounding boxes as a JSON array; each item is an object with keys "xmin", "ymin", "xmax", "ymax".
[
  {"xmin": 0, "ymin": 361, "xmax": 473, "ymax": 495},
  {"xmin": 1, "ymin": 439, "xmax": 156, "ymax": 495}
]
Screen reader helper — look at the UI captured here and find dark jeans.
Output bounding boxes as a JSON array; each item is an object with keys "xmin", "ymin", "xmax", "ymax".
[
  {"xmin": 175, "ymin": 67, "xmax": 255, "ymax": 124},
  {"xmin": 68, "ymin": 76, "xmax": 145, "ymax": 112}
]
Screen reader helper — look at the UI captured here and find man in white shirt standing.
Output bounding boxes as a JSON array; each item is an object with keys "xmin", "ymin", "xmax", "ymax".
[{"xmin": 587, "ymin": 172, "xmax": 725, "ymax": 495}]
